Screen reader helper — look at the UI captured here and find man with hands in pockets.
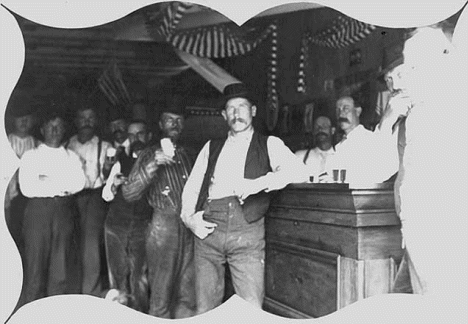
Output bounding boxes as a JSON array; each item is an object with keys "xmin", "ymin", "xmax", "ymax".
[{"xmin": 180, "ymin": 82, "xmax": 309, "ymax": 314}]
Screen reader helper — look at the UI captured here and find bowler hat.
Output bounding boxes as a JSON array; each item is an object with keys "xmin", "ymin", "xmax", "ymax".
[
  {"xmin": 377, "ymin": 41, "xmax": 404, "ymax": 82},
  {"xmin": 223, "ymin": 82, "xmax": 253, "ymax": 103}
]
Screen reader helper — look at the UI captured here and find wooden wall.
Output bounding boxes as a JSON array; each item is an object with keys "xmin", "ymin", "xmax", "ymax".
[{"xmin": 271, "ymin": 7, "xmax": 406, "ymax": 151}]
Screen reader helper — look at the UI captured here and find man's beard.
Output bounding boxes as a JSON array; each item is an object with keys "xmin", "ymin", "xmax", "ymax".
[
  {"xmin": 315, "ymin": 131, "xmax": 329, "ymax": 140},
  {"xmin": 113, "ymin": 130, "xmax": 126, "ymax": 142},
  {"xmin": 79, "ymin": 125, "xmax": 94, "ymax": 132},
  {"xmin": 165, "ymin": 128, "xmax": 180, "ymax": 141}
]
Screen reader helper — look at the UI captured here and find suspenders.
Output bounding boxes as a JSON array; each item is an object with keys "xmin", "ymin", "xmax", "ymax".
[
  {"xmin": 96, "ymin": 137, "xmax": 102, "ymax": 178},
  {"xmin": 303, "ymin": 147, "xmax": 312, "ymax": 164},
  {"xmin": 65, "ymin": 136, "xmax": 103, "ymax": 182}
]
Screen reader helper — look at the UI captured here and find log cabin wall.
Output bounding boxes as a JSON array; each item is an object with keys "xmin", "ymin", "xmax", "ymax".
[
  {"xmin": 5, "ymin": 11, "xmax": 185, "ymax": 140},
  {"xmin": 7, "ymin": 5, "xmax": 457, "ymax": 153}
]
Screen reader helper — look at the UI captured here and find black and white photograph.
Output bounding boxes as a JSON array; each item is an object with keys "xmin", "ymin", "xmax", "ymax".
[{"xmin": 1, "ymin": 0, "xmax": 467, "ymax": 323}]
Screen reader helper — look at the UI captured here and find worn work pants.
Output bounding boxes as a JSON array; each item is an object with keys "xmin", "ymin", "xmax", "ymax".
[
  {"xmin": 18, "ymin": 196, "xmax": 76, "ymax": 308},
  {"xmin": 146, "ymin": 207, "xmax": 196, "ymax": 319},
  {"xmin": 105, "ymin": 218, "xmax": 149, "ymax": 313},
  {"xmin": 5, "ymin": 193, "xmax": 27, "ymax": 257},
  {"xmin": 195, "ymin": 196, "xmax": 265, "ymax": 315},
  {"xmin": 76, "ymin": 188, "xmax": 108, "ymax": 296}
]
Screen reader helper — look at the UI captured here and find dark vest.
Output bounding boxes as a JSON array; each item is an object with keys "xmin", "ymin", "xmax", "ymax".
[
  {"xmin": 109, "ymin": 153, "xmax": 152, "ymax": 223},
  {"xmin": 195, "ymin": 131, "xmax": 272, "ymax": 223},
  {"xmin": 119, "ymin": 152, "xmax": 135, "ymax": 178}
]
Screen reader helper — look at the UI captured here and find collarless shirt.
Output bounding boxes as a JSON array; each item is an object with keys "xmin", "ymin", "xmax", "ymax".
[
  {"xmin": 295, "ymin": 146, "xmax": 335, "ymax": 179},
  {"xmin": 8, "ymin": 133, "xmax": 38, "ymax": 158},
  {"xmin": 19, "ymin": 144, "xmax": 86, "ymax": 198},
  {"xmin": 210, "ymin": 129, "xmax": 255, "ymax": 200},
  {"xmin": 181, "ymin": 130, "xmax": 309, "ymax": 219},
  {"xmin": 67, "ymin": 135, "xmax": 112, "ymax": 189}
]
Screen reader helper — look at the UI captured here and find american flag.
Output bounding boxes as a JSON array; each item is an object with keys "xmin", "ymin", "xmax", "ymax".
[{"xmin": 98, "ymin": 60, "xmax": 131, "ymax": 106}]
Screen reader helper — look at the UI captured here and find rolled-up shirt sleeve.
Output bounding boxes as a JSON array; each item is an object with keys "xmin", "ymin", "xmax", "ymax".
[
  {"xmin": 261, "ymin": 136, "xmax": 310, "ymax": 192},
  {"xmin": 19, "ymin": 150, "xmax": 55, "ymax": 197},
  {"xmin": 19, "ymin": 148, "xmax": 86, "ymax": 198},
  {"xmin": 102, "ymin": 162, "xmax": 121, "ymax": 202},
  {"xmin": 180, "ymin": 141, "xmax": 210, "ymax": 221}
]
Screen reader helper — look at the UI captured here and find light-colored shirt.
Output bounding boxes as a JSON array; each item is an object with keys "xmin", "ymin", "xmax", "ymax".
[
  {"xmin": 67, "ymin": 135, "xmax": 112, "ymax": 189},
  {"xmin": 181, "ymin": 129, "xmax": 309, "ymax": 219},
  {"xmin": 327, "ymin": 124, "xmax": 398, "ymax": 184},
  {"xmin": 18, "ymin": 144, "xmax": 86, "ymax": 198},
  {"xmin": 5, "ymin": 134, "xmax": 39, "ymax": 207},
  {"xmin": 102, "ymin": 161, "xmax": 121, "ymax": 202},
  {"xmin": 295, "ymin": 147, "xmax": 335, "ymax": 181},
  {"xmin": 8, "ymin": 133, "xmax": 38, "ymax": 159}
]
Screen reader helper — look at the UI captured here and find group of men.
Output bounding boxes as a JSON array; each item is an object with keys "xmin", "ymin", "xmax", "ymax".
[
  {"xmin": 295, "ymin": 93, "xmax": 399, "ymax": 185},
  {"xmin": 6, "ymin": 24, "xmax": 456, "ymax": 318},
  {"xmin": 6, "ymin": 84, "xmax": 310, "ymax": 318},
  {"xmin": 296, "ymin": 25, "xmax": 462, "ymax": 301}
]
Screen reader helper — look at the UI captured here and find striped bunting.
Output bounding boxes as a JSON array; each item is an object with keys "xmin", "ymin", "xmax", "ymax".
[
  {"xmin": 145, "ymin": 2, "xmax": 193, "ymax": 40},
  {"xmin": 297, "ymin": 15, "xmax": 376, "ymax": 93},
  {"xmin": 266, "ymin": 23, "xmax": 279, "ymax": 131},
  {"xmin": 168, "ymin": 22, "xmax": 277, "ymax": 58}
]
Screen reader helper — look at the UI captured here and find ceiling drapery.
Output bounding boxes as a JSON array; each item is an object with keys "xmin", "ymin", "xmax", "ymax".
[
  {"xmin": 145, "ymin": 2, "xmax": 276, "ymax": 58},
  {"xmin": 296, "ymin": 14, "xmax": 376, "ymax": 93},
  {"xmin": 143, "ymin": 2, "xmax": 280, "ymax": 130}
]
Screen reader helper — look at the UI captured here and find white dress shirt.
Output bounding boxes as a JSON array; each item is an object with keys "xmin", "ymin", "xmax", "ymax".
[
  {"xmin": 67, "ymin": 135, "xmax": 112, "ymax": 189},
  {"xmin": 327, "ymin": 124, "xmax": 398, "ymax": 184},
  {"xmin": 181, "ymin": 129, "xmax": 309, "ymax": 219},
  {"xmin": 19, "ymin": 144, "xmax": 86, "ymax": 198},
  {"xmin": 295, "ymin": 147, "xmax": 335, "ymax": 181}
]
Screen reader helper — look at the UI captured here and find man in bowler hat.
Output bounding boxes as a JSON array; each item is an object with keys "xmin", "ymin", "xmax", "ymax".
[{"xmin": 180, "ymin": 82, "xmax": 308, "ymax": 314}]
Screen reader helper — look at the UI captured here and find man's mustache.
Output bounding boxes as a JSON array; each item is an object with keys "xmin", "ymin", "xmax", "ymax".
[
  {"xmin": 338, "ymin": 117, "xmax": 349, "ymax": 123},
  {"xmin": 167, "ymin": 126, "xmax": 180, "ymax": 133},
  {"xmin": 79, "ymin": 125, "xmax": 94, "ymax": 131},
  {"xmin": 315, "ymin": 131, "xmax": 329, "ymax": 138},
  {"xmin": 229, "ymin": 118, "xmax": 246, "ymax": 125}
]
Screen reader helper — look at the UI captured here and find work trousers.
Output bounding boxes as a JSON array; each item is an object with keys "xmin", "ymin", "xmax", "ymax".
[
  {"xmin": 104, "ymin": 218, "xmax": 149, "ymax": 313},
  {"xmin": 195, "ymin": 196, "xmax": 265, "ymax": 315},
  {"xmin": 5, "ymin": 193, "xmax": 27, "ymax": 257},
  {"xmin": 18, "ymin": 196, "xmax": 76, "ymax": 308},
  {"xmin": 146, "ymin": 207, "xmax": 196, "ymax": 319},
  {"xmin": 76, "ymin": 188, "xmax": 108, "ymax": 296}
]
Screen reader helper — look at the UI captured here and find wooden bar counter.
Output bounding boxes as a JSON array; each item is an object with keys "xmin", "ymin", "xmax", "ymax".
[{"xmin": 263, "ymin": 182, "xmax": 404, "ymax": 318}]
